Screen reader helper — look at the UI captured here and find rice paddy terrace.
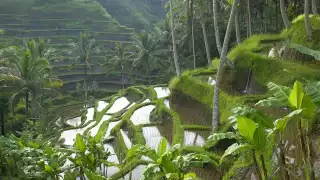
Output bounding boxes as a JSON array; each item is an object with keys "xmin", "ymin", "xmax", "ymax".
[
  {"xmin": 0, "ymin": 0, "xmax": 158, "ymax": 92},
  {"xmin": 57, "ymin": 83, "xmax": 218, "ymax": 180}
]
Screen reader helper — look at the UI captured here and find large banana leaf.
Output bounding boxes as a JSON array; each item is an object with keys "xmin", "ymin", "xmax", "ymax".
[
  {"xmin": 305, "ymin": 81, "xmax": 320, "ymax": 104},
  {"xmin": 256, "ymin": 82, "xmax": 292, "ymax": 107},
  {"xmin": 220, "ymin": 143, "xmax": 252, "ymax": 164},
  {"xmin": 206, "ymin": 132, "xmax": 237, "ymax": 147},
  {"xmin": 287, "ymin": 42, "xmax": 320, "ymax": 60},
  {"xmin": 288, "ymin": 81, "xmax": 304, "ymax": 109}
]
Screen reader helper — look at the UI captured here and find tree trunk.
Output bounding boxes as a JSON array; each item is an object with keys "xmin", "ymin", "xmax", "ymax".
[
  {"xmin": 280, "ymin": 0, "xmax": 291, "ymax": 28},
  {"xmin": 201, "ymin": 21, "xmax": 212, "ymax": 67},
  {"xmin": 0, "ymin": 108, "xmax": 4, "ymax": 135},
  {"xmin": 147, "ymin": 59, "xmax": 151, "ymax": 85},
  {"xmin": 169, "ymin": 0, "xmax": 181, "ymax": 77},
  {"xmin": 121, "ymin": 64, "xmax": 124, "ymax": 89},
  {"xmin": 276, "ymin": 0, "xmax": 279, "ymax": 32},
  {"xmin": 25, "ymin": 92, "xmax": 29, "ymax": 123},
  {"xmin": 191, "ymin": 0, "xmax": 196, "ymax": 69},
  {"xmin": 84, "ymin": 57, "xmax": 88, "ymax": 103},
  {"xmin": 235, "ymin": 4, "xmax": 241, "ymax": 44},
  {"xmin": 312, "ymin": 0, "xmax": 318, "ymax": 14},
  {"xmin": 212, "ymin": 0, "xmax": 239, "ymax": 130},
  {"xmin": 247, "ymin": 0, "xmax": 252, "ymax": 36},
  {"xmin": 212, "ymin": 0, "xmax": 222, "ymax": 55},
  {"xmin": 305, "ymin": 0, "xmax": 313, "ymax": 39}
]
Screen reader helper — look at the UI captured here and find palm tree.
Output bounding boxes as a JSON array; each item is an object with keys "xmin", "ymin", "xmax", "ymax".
[
  {"xmin": 212, "ymin": 0, "xmax": 222, "ymax": 55},
  {"xmin": 103, "ymin": 43, "xmax": 133, "ymax": 89},
  {"xmin": 0, "ymin": 40, "xmax": 62, "ymax": 122},
  {"xmin": 280, "ymin": 0, "xmax": 291, "ymax": 28},
  {"xmin": 68, "ymin": 33, "xmax": 100, "ymax": 102},
  {"xmin": 190, "ymin": 0, "xmax": 196, "ymax": 69},
  {"xmin": 305, "ymin": 0, "xmax": 313, "ymax": 39},
  {"xmin": 235, "ymin": 3, "xmax": 241, "ymax": 44},
  {"xmin": 212, "ymin": 0, "xmax": 239, "ymax": 130},
  {"xmin": 247, "ymin": 0, "xmax": 252, "ymax": 36},
  {"xmin": 133, "ymin": 31, "xmax": 167, "ymax": 85},
  {"xmin": 169, "ymin": 0, "xmax": 181, "ymax": 77},
  {"xmin": 312, "ymin": 0, "xmax": 318, "ymax": 14},
  {"xmin": 197, "ymin": 0, "xmax": 211, "ymax": 67}
]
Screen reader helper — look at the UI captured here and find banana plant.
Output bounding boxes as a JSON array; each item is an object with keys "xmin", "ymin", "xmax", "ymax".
[
  {"xmin": 207, "ymin": 105, "xmax": 277, "ymax": 180},
  {"xmin": 218, "ymin": 115, "xmax": 272, "ymax": 180},
  {"xmin": 124, "ymin": 138, "xmax": 211, "ymax": 180},
  {"xmin": 69, "ymin": 134, "xmax": 111, "ymax": 179},
  {"xmin": 256, "ymin": 81, "xmax": 318, "ymax": 180}
]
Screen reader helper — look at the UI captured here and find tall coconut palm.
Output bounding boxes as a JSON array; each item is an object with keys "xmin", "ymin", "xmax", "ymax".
[
  {"xmin": 169, "ymin": 0, "xmax": 181, "ymax": 77},
  {"xmin": 280, "ymin": 0, "xmax": 291, "ymax": 28},
  {"xmin": 68, "ymin": 33, "xmax": 100, "ymax": 102},
  {"xmin": 197, "ymin": 0, "xmax": 211, "ymax": 67},
  {"xmin": 103, "ymin": 43, "xmax": 133, "ymax": 89},
  {"xmin": 235, "ymin": 3, "xmax": 241, "ymax": 44},
  {"xmin": 247, "ymin": 0, "xmax": 252, "ymax": 36},
  {"xmin": 305, "ymin": 0, "xmax": 313, "ymax": 39},
  {"xmin": 0, "ymin": 40, "xmax": 62, "ymax": 122},
  {"xmin": 212, "ymin": 0, "xmax": 222, "ymax": 55},
  {"xmin": 312, "ymin": 0, "xmax": 318, "ymax": 14},
  {"xmin": 190, "ymin": 0, "xmax": 196, "ymax": 69},
  {"xmin": 133, "ymin": 31, "xmax": 167, "ymax": 85},
  {"xmin": 212, "ymin": 0, "xmax": 239, "ymax": 130},
  {"xmin": 201, "ymin": 20, "xmax": 212, "ymax": 67}
]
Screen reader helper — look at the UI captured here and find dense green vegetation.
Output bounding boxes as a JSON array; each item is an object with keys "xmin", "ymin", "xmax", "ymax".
[{"xmin": 0, "ymin": 0, "xmax": 320, "ymax": 180}]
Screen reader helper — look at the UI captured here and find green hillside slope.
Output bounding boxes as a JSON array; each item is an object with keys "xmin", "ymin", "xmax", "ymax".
[{"xmin": 0, "ymin": 0, "xmax": 157, "ymax": 91}]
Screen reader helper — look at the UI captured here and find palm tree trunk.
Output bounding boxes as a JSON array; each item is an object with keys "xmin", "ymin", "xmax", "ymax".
[
  {"xmin": 276, "ymin": 0, "xmax": 279, "ymax": 32},
  {"xmin": 84, "ymin": 58, "xmax": 88, "ymax": 102},
  {"xmin": 212, "ymin": 0, "xmax": 222, "ymax": 55},
  {"xmin": 280, "ymin": 0, "xmax": 291, "ymax": 28},
  {"xmin": 201, "ymin": 21, "xmax": 212, "ymax": 67},
  {"xmin": 212, "ymin": 0, "xmax": 239, "ymax": 130},
  {"xmin": 0, "ymin": 108, "xmax": 4, "ymax": 135},
  {"xmin": 25, "ymin": 92, "xmax": 29, "ymax": 122},
  {"xmin": 147, "ymin": 59, "xmax": 151, "ymax": 85},
  {"xmin": 235, "ymin": 5, "xmax": 241, "ymax": 44},
  {"xmin": 169, "ymin": 0, "xmax": 181, "ymax": 77},
  {"xmin": 121, "ymin": 65, "xmax": 124, "ymax": 89},
  {"xmin": 312, "ymin": 0, "xmax": 318, "ymax": 14},
  {"xmin": 305, "ymin": 0, "xmax": 313, "ymax": 39},
  {"xmin": 247, "ymin": 0, "xmax": 252, "ymax": 37},
  {"xmin": 191, "ymin": 0, "xmax": 196, "ymax": 69}
]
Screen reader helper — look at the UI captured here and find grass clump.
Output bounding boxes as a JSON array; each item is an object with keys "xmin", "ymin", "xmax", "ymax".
[
  {"xmin": 282, "ymin": 15, "xmax": 320, "ymax": 50},
  {"xmin": 227, "ymin": 34, "xmax": 320, "ymax": 87}
]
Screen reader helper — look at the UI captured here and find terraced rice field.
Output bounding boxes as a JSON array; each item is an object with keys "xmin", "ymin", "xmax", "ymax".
[{"xmin": 57, "ymin": 86, "xmax": 213, "ymax": 179}]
